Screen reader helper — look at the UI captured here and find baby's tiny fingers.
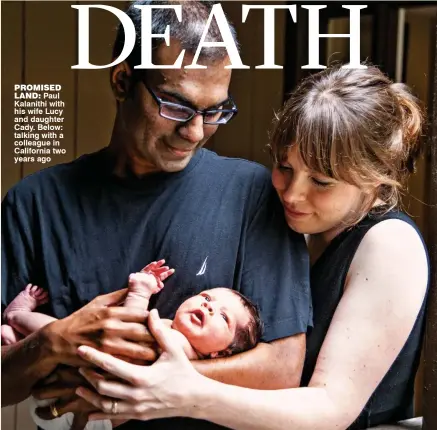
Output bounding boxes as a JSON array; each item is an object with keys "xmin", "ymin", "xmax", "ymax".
[{"xmin": 159, "ymin": 269, "xmax": 175, "ymax": 281}]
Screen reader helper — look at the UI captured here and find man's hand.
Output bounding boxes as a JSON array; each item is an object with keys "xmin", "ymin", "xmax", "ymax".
[
  {"xmin": 33, "ymin": 365, "xmax": 89, "ymax": 401},
  {"xmin": 2, "ymin": 288, "xmax": 158, "ymax": 407},
  {"xmin": 32, "ymin": 367, "xmax": 98, "ymax": 429},
  {"xmin": 33, "ymin": 365, "xmax": 132, "ymax": 429},
  {"xmin": 44, "ymin": 289, "xmax": 159, "ymax": 368}
]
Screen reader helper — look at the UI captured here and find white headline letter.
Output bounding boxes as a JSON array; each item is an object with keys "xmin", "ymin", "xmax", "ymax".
[
  {"xmin": 302, "ymin": 5, "xmax": 367, "ymax": 70},
  {"xmin": 135, "ymin": 5, "xmax": 185, "ymax": 69},
  {"xmin": 186, "ymin": 3, "xmax": 249, "ymax": 69},
  {"xmin": 242, "ymin": 5, "xmax": 297, "ymax": 69},
  {"xmin": 72, "ymin": 5, "xmax": 135, "ymax": 69}
]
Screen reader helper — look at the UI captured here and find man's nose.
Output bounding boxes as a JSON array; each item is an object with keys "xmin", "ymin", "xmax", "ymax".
[{"xmin": 178, "ymin": 115, "xmax": 205, "ymax": 144}]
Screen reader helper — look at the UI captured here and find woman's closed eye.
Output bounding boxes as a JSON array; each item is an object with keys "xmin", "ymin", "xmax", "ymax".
[
  {"xmin": 311, "ymin": 177, "xmax": 335, "ymax": 188},
  {"xmin": 278, "ymin": 163, "xmax": 293, "ymax": 173}
]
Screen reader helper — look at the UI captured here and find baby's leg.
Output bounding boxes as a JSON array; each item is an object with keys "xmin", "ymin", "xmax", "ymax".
[
  {"xmin": 1, "ymin": 324, "xmax": 22, "ymax": 345},
  {"xmin": 3, "ymin": 284, "xmax": 49, "ymax": 316},
  {"xmin": 6, "ymin": 311, "xmax": 57, "ymax": 337},
  {"xmin": 2, "ymin": 284, "xmax": 54, "ymax": 344}
]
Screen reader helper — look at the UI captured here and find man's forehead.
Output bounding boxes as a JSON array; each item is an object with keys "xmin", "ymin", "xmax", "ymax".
[{"xmin": 150, "ymin": 42, "xmax": 232, "ymax": 106}]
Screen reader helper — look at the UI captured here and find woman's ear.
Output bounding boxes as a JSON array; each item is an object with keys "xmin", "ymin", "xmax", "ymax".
[{"xmin": 110, "ymin": 61, "xmax": 133, "ymax": 102}]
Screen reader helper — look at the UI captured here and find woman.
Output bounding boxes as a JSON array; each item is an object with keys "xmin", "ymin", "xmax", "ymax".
[{"xmin": 74, "ymin": 66, "xmax": 429, "ymax": 430}]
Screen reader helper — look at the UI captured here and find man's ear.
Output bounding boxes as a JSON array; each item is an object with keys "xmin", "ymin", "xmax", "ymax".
[{"xmin": 110, "ymin": 61, "xmax": 133, "ymax": 102}]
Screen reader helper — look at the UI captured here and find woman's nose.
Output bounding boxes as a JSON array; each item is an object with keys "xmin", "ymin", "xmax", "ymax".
[{"xmin": 283, "ymin": 177, "xmax": 307, "ymax": 204}]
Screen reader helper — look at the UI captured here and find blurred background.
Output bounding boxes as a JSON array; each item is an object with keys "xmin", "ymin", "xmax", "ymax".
[{"xmin": 2, "ymin": 1, "xmax": 436, "ymax": 428}]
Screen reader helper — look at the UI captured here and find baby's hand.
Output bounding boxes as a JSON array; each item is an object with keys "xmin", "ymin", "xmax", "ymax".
[
  {"xmin": 128, "ymin": 272, "xmax": 162, "ymax": 295},
  {"xmin": 128, "ymin": 260, "xmax": 175, "ymax": 295},
  {"xmin": 140, "ymin": 259, "xmax": 175, "ymax": 290}
]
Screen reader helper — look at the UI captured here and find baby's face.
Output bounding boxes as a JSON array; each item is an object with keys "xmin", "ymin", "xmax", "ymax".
[{"xmin": 172, "ymin": 288, "xmax": 250, "ymax": 357}]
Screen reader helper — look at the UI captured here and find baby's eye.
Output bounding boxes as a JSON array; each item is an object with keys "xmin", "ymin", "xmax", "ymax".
[
  {"xmin": 204, "ymin": 295, "xmax": 211, "ymax": 302},
  {"xmin": 221, "ymin": 313, "xmax": 228, "ymax": 322}
]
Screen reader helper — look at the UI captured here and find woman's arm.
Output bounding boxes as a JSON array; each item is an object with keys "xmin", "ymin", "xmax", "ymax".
[{"xmin": 76, "ymin": 219, "xmax": 428, "ymax": 430}]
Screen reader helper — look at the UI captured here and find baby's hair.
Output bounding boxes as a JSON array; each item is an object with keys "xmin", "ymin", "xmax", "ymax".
[
  {"xmin": 226, "ymin": 290, "xmax": 264, "ymax": 356},
  {"xmin": 269, "ymin": 64, "xmax": 425, "ymax": 224}
]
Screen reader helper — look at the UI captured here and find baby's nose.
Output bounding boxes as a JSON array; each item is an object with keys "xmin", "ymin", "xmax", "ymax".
[{"xmin": 201, "ymin": 302, "xmax": 214, "ymax": 313}]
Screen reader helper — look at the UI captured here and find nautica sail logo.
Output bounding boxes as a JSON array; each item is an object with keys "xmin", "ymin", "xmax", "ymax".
[{"xmin": 196, "ymin": 257, "xmax": 208, "ymax": 276}]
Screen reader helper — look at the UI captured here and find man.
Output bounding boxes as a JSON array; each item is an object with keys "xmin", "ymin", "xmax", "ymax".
[{"xmin": 1, "ymin": 2, "xmax": 311, "ymax": 429}]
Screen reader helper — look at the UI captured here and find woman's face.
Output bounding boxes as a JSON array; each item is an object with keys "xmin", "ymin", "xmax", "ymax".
[{"xmin": 272, "ymin": 145, "xmax": 370, "ymax": 237}]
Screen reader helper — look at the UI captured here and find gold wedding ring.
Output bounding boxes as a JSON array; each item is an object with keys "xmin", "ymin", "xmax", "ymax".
[
  {"xmin": 50, "ymin": 404, "xmax": 59, "ymax": 418},
  {"xmin": 111, "ymin": 400, "xmax": 118, "ymax": 415}
]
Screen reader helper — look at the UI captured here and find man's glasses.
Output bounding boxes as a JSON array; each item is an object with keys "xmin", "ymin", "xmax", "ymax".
[{"xmin": 142, "ymin": 81, "xmax": 238, "ymax": 125}]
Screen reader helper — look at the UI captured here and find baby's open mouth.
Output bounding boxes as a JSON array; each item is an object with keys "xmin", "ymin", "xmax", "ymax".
[{"xmin": 191, "ymin": 309, "xmax": 204, "ymax": 326}]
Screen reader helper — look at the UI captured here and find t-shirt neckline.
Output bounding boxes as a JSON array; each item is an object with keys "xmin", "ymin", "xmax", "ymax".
[{"xmin": 97, "ymin": 147, "xmax": 206, "ymax": 193}]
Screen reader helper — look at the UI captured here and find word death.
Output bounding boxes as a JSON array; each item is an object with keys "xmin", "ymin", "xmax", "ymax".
[{"xmin": 72, "ymin": 4, "xmax": 367, "ymax": 70}]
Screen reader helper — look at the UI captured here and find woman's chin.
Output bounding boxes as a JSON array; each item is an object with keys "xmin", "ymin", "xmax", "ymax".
[{"xmin": 286, "ymin": 220, "xmax": 326, "ymax": 235}]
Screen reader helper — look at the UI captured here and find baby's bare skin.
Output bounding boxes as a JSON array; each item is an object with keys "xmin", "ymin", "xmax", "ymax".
[
  {"xmin": 123, "ymin": 260, "xmax": 175, "ymax": 315},
  {"xmin": 1, "ymin": 284, "xmax": 51, "ymax": 344}
]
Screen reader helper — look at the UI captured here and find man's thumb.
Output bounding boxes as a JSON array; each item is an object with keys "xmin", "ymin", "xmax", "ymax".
[{"xmin": 93, "ymin": 288, "xmax": 128, "ymax": 307}]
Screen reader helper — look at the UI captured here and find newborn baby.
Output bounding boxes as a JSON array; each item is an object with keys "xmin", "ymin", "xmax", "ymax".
[{"xmin": 1, "ymin": 260, "xmax": 263, "ymax": 430}]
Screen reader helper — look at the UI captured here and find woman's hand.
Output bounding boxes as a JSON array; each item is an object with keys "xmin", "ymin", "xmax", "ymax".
[{"xmin": 75, "ymin": 309, "xmax": 207, "ymax": 422}]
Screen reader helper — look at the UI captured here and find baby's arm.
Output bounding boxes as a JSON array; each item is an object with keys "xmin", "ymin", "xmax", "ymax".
[{"xmin": 123, "ymin": 260, "xmax": 174, "ymax": 313}]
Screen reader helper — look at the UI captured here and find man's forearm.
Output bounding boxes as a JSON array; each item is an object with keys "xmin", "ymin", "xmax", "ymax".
[
  {"xmin": 193, "ymin": 336, "xmax": 305, "ymax": 389},
  {"xmin": 1, "ymin": 330, "xmax": 56, "ymax": 406}
]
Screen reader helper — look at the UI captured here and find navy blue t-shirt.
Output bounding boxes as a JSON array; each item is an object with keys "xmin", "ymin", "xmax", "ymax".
[{"xmin": 2, "ymin": 148, "xmax": 312, "ymax": 430}]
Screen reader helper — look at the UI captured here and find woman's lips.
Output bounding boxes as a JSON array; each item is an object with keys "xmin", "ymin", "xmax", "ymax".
[{"xmin": 284, "ymin": 207, "xmax": 312, "ymax": 219}]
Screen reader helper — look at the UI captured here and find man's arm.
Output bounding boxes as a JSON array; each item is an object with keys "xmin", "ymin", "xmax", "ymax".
[
  {"xmin": 2, "ymin": 330, "xmax": 57, "ymax": 406},
  {"xmin": 193, "ymin": 334, "xmax": 305, "ymax": 389}
]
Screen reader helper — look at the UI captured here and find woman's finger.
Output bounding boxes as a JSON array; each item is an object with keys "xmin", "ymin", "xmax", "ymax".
[
  {"xmin": 88, "ymin": 409, "xmax": 176, "ymax": 422},
  {"xmin": 76, "ymin": 387, "xmax": 128, "ymax": 415},
  {"xmin": 78, "ymin": 369, "xmax": 138, "ymax": 400},
  {"xmin": 148, "ymin": 309, "xmax": 188, "ymax": 360},
  {"xmin": 77, "ymin": 346, "xmax": 141, "ymax": 384}
]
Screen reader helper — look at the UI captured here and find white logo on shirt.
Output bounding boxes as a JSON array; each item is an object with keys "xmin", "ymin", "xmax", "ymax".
[{"xmin": 196, "ymin": 257, "xmax": 208, "ymax": 276}]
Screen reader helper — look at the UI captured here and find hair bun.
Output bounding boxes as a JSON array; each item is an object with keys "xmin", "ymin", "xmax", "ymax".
[{"xmin": 390, "ymin": 82, "xmax": 425, "ymax": 173}]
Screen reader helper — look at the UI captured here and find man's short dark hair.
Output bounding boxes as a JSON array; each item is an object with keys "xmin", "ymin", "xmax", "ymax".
[
  {"xmin": 227, "ymin": 290, "xmax": 264, "ymax": 356},
  {"xmin": 112, "ymin": 0, "xmax": 239, "ymax": 72}
]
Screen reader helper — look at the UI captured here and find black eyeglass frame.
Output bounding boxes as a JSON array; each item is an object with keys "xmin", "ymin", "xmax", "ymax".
[{"xmin": 142, "ymin": 81, "xmax": 238, "ymax": 125}]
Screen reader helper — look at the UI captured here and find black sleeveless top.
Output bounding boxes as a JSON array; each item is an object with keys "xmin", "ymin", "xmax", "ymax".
[{"xmin": 301, "ymin": 211, "xmax": 429, "ymax": 429}]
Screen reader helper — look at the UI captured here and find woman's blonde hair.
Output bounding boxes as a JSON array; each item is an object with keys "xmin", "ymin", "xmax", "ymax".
[{"xmin": 269, "ymin": 65, "xmax": 425, "ymax": 221}]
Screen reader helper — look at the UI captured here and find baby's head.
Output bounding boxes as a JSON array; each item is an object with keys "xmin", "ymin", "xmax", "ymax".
[{"xmin": 172, "ymin": 288, "xmax": 263, "ymax": 358}]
